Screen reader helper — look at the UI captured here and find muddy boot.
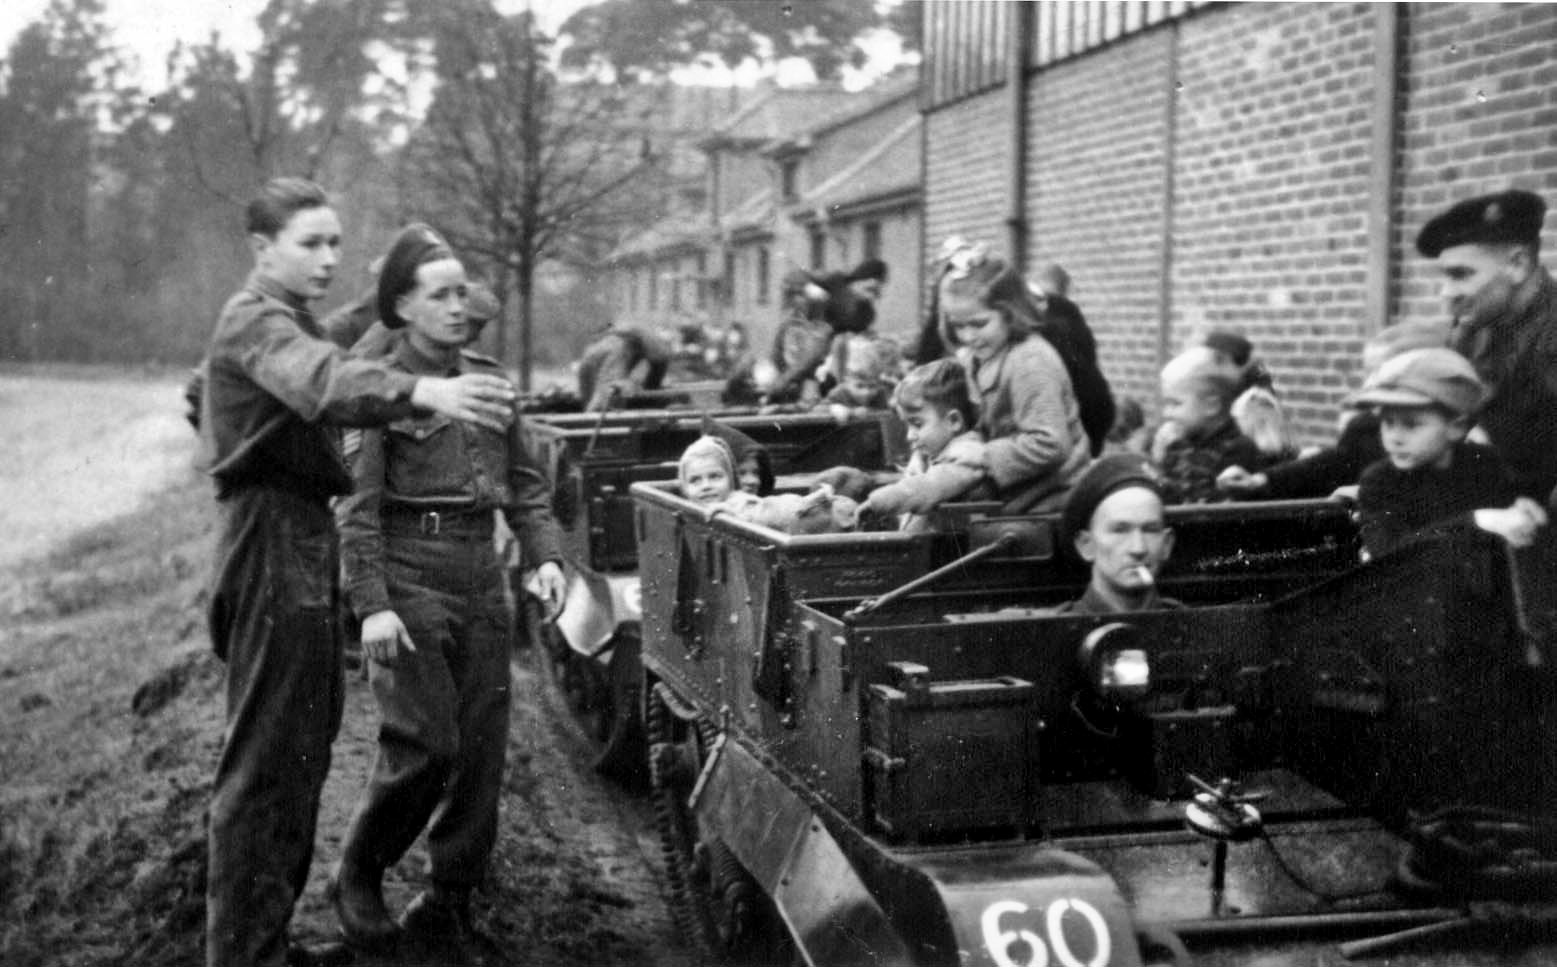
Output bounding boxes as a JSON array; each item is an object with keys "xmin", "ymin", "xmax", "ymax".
[
  {"xmin": 328, "ymin": 862, "xmax": 400, "ymax": 952},
  {"xmin": 400, "ymin": 885, "xmax": 483, "ymax": 964}
]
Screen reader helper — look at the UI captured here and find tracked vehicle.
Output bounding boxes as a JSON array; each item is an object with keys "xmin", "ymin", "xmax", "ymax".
[
  {"xmin": 519, "ymin": 407, "xmax": 896, "ymax": 777},
  {"xmin": 633, "ymin": 480, "xmax": 1557, "ymax": 965}
]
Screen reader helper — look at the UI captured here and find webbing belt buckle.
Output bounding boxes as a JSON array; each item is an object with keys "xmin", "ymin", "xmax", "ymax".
[{"xmin": 420, "ymin": 511, "xmax": 441, "ymax": 536}]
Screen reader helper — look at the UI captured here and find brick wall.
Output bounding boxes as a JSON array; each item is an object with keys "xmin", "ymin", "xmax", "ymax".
[
  {"xmin": 1027, "ymin": 29, "xmax": 1173, "ymax": 413},
  {"xmin": 923, "ymin": 2, "xmax": 1557, "ymax": 446},
  {"xmin": 921, "ymin": 87, "xmax": 1009, "ymax": 341},
  {"xmin": 1168, "ymin": 2, "xmax": 1380, "ymax": 438},
  {"xmin": 1394, "ymin": 2, "xmax": 1557, "ymax": 326}
]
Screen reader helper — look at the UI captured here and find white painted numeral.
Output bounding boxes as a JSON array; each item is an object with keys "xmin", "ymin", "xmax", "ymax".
[{"xmin": 981, "ymin": 897, "xmax": 1111, "ymax": 967}]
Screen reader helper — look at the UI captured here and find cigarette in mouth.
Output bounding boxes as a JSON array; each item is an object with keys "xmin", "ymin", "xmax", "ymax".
[{"xmin": 1132, "ymin": 565, "xmax": 1154, "ymax": 586}]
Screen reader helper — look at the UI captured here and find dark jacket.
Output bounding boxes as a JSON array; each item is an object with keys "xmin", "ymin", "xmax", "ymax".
[
  {"xmin": 1254, "ymin": 411, "xmax": 1384, "ymax": 499},
  {"xmin": 1358, "ymin": 441, "xmax": 1518, "ymax": 559},
  {"xmin": 1160, "ymin": 415, "xmax": 1264, "ymax": 504},
  {"xmin": 198, "ymin": 272, "xmax": 419, "ymax": 500},
  {"xmin": 335, "ymin": 333, "xmax": 564, "ymax": 619},
  {"xmin": 1450, "ymin": 266, "xmax": 1557, "ymax": 499}
]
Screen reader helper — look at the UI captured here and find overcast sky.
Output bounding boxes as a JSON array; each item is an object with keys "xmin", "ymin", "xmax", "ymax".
[{"xmin": 0, "ymin": 0, "xmax": 593, "ymax": 90}]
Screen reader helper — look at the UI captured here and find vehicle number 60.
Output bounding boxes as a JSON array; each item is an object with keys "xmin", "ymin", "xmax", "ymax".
[{"xmin": 981, "ymin": 897, "xmax": 1112, "ymax": 967}]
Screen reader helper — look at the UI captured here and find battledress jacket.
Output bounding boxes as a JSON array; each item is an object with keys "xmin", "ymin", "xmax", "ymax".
[
  {"xmin": 1450, "ymin": 266, "xmax": 1557, "ymax": 500},
  {"xmin": 198, "ymin": 271, "xmax": 420, "ymax": 499},
  {"xmin": 335, "ymin": 334, "xmax": 565, "ymax": 620},
  {"xmin": 970, "ymin": 334, "xmax": 1091, "ymax": 514}
]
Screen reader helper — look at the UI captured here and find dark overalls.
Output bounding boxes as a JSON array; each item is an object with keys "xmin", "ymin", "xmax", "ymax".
[
  {"xmin": 334, "ymin": 334, "xmax": 562, "ymax": 898},
  {"xmin": 200, "ymin": 272, "xmax": 422, "ymax": 967}
]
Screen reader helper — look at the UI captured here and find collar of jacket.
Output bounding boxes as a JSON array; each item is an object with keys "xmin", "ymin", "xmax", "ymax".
[
  {"xmin": 392, "ymin": 330, "xmax": 463, "ymax": 376},
  {"xmin": 245, "ymin": 270, "xmax": 312, "ymax": 314}
]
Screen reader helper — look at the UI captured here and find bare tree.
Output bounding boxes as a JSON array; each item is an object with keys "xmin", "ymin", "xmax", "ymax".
[{"xmin": 396, "ymin": 0, "xmax": 671, "ymax": 387}]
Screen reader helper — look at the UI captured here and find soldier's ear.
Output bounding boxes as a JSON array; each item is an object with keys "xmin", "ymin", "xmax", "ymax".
[
  {"xmin": 1074, "ymin": 530, "xmax": 1097, "ymax": 564},
  {"xmin": 1507, "ymin": 244, "xmax": 1538, "ymax": 283},
  {"xmin": 249, "ymin": 233, "xmax": 272, "ymax": 261}
]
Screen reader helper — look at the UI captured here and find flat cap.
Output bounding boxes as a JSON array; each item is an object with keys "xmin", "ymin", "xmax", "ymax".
[
  {"xmin": 1348, "ymin": 347, "xmax": 1484, "ymax": 416},
  {"xmin": 1061, "ymin": 453, "xmax": 1166, "ymax": 548},
  {"xmin": 1415, "ymin": 189, "xmax": 1546, "ymax": 257}
]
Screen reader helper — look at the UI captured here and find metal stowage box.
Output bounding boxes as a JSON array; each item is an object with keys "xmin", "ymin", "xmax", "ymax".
[{"xmin": 865, "ymin": 662, "xmax": 1041, "ymax": 840}]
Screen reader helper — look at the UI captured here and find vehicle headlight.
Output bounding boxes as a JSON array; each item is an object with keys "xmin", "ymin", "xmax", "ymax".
[{"xmin": 1078, "ymin": 623, "xmax": 1151, "ymax": 703}]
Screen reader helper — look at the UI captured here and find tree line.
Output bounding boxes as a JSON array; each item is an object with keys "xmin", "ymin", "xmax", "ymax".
[{"xmin": 0, "ymin": 0, "xmax": 915, "ymax": 377}]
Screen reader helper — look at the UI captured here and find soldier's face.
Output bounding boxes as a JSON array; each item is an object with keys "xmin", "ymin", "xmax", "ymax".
[
  {"xmin": 1436, "ymin": 243, "xmax": 1528, "ymax": 328},
  {"xmin": 400, "ymin": 258, "xmax": 470, "ymax": 349},
  {"xmin": 1075, "ymin": 487, "xmax": 1174, "ymax": 600},
  {"xmin": 253, "ymin": 206, "xmax": 341, "ymax": 301}
]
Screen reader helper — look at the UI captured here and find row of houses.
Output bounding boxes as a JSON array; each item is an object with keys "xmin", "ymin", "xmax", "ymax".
[
  {"xmin": 605, "ymin": 68, "xmax": 925, "ymax": 354},
  {"xmin": 604, "ymin": 2, "xmax": 1557, "ymax": 444}
]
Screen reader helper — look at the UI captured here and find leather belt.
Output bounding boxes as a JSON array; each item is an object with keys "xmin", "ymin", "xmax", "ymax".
[{"xmin": 382, "ymin": 507, "xmax": 494, "ymax": 539}]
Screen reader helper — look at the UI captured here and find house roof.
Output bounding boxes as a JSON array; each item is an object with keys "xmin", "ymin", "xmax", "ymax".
[
  {"xmin": 791, "ymin": 114, "xmax": 921, "ymax": 221},
  {"xmin": 700, "ymin": 84, "xmax": 862, "ymax": 149}
]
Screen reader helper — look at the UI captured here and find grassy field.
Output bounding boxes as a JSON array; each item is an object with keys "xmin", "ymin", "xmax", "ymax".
[{"xmin": 0, "ymin": 367, "xmax": 683, "ymax": 967}]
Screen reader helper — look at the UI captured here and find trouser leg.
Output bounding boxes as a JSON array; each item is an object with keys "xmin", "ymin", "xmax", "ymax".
[
  {"xmin": 206, "ymin": 491, "xmax": 343, "ymax": 967},
  {"xmin": 340, "ymin": 578, "xmax": 459, "ymax": 878},
  {"xmin": 426, "ymin": 580, "xmax": 514, "ymax": 890}
]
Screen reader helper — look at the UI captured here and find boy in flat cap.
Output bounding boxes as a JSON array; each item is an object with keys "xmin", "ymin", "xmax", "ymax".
[
  {"xmin": 1351, "ymin": 347, "xmax": 1545, "ymax": 560},
  {"xmin": 1418, "ymin": 188, "xmax": 1557, "ymax": 500},
  {"xmin": 1053, "ymin": 453, "xmax": 1178, "ymax": 614}
]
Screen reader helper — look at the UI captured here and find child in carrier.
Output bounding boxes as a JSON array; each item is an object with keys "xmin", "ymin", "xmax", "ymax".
[
  {"xmin": 937, "ymin": 254, "xmax": 1090, "ymax": 513},
  {"xmin": 849, "ymin": 359, "xmax": 993, "ymax": 531},
  {"xmin": 677, "ymin": 435, "xmax": 737, "ymax": 507},
  {"xmin": 1349, "ymin": 347, "xmax": 1546, "ymax": 560},
  {"xmin": 677, "ymin": 434, "xmax": 857, "ymax": 533},
  {"xmin": 1156, "ymin": 347, "xmax": 1264, "ymax": 503}
]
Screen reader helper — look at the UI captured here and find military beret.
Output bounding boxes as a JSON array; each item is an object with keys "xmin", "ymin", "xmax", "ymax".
[
  {"xmin": 1415, "ymin": 189, "xmax": 1547, "ymax": 258},
  {"xmin": 1347, "ymin": 347, "xmax": 1485, "ymax": 417},
  {"xmin": 378, "ymin": 223, "xmax": 456, "ymax": 329},
  {"xmin": 1061, "ymin": 453, "xmax": 1166, "ymax": 549},
  {"xmin": 465, "ymin": 282, "xmax": 501, "ymax": 325}
]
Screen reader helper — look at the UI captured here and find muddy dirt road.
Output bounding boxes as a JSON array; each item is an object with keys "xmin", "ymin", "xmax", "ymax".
[{"xmin": 0, "ymin": 366, "xmax": 686, "ymax": 966}]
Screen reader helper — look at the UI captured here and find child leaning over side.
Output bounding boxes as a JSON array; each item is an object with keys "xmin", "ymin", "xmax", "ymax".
[
  {"xmin": 852, "ymin": 359, "xmax": 993, "ymax": 531},
  {"xmin": 1351, "ymin": 347, "xmax": 1546, "ymax": 561},
  {"xmin": 1157, "ymin": 347, "xmax": 1265, "ymax": 503}
]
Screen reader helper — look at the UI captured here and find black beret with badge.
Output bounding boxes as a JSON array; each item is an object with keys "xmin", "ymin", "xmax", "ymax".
[{"xmin": 1415, "ymin": 188, "xmax": 1547, "ymax": 258}]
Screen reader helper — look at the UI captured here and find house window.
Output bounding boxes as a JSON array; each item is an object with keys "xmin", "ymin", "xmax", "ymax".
[
  {"xmin": 809, "ymin": 229, "xmax": 826, "ymax": 270},
  {"xmin": 627, "ymin": 268, "xmax": 637, "ymax": 311},
  {"xmin": 670, "ymin": 264, "xmax": 682, "ymax": 311},
  {"xmin": 863, "ymin": 221, "xmax": 882, "ymax": 261},
  {"xmin": 757, "ymin": 247, "xmax": 771, "ymax": 305},
  {"xmin": 648, "ymin": 264, "xmax": 658, "ymax": 310},
  {"xmin": 723, "ymin": 250, "xmax": 736, "ymax": 306},
  {"xmin": 695, "ymin": 251, "xmax": 708, "ymax": 308},
  {"xmin": 781, "ymin": 160, "xmax": 799, "ymax": 200}
]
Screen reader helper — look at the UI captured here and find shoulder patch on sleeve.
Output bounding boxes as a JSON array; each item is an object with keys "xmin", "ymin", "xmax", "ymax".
[{"xmin": 342, "ymin": 429, "xmax": 363, "ymax": 459}]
